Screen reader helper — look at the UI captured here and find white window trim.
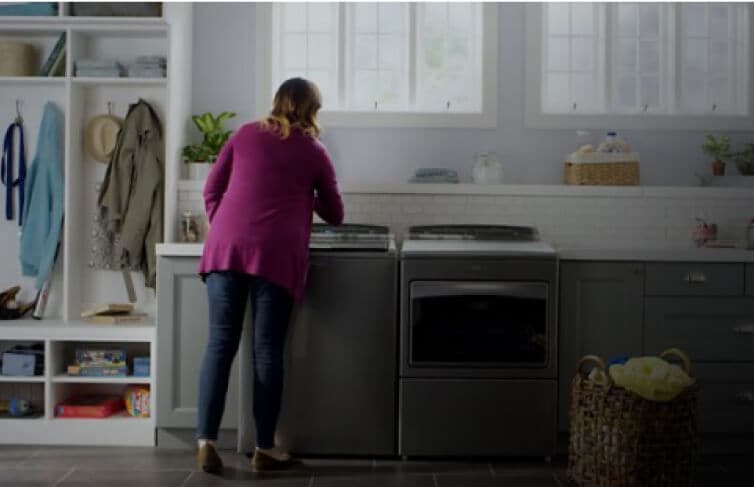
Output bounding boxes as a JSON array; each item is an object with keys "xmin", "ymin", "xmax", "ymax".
[
  {"xmin": 255, "ymin": 3, "xmax": 498, "ymax": 128},
  {"xmin": 524, "ymin": 3, "xmax": 754, "ymax": 131}
]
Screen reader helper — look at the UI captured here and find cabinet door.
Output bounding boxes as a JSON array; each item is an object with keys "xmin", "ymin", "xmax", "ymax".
[
  {"xmin": 157, "ymin": 257, "xmax": 240, "ymax": 429},
  {"xmin": 558, "ymin": 262, "xmax": 644, "ymax": 431}
]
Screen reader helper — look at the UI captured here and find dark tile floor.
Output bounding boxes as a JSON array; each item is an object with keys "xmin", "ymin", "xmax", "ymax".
[{"xmin": 0, "ymin": 446, "xmax": 751, "ymax": 487}]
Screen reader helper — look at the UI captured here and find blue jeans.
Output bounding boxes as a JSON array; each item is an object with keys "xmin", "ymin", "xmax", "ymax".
[{"xmin": 197, "ymin": 271, "xmax": 293, "ymax": 449}]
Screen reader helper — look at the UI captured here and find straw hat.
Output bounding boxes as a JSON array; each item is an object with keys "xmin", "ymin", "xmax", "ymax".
[{"xmin": 84, "ymin": 114, "xmax": 122, "ymax": 163}]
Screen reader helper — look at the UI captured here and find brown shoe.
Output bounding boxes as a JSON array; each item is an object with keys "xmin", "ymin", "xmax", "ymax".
[
  {"xmin": 197, "ymin": 444, "xmax": 223, "ymax": 474},
  {"xmin": 251, "ymin": 449, "xmax": 296, "ymax": 471}
]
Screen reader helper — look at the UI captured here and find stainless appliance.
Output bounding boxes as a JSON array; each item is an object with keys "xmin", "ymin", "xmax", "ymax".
[
  {"xmin": 243, "ymin": 224, "xmax": 398, "ymax": 456},
  {"xmin": 399, "ymin": 225, "xmax": 558, "ymax": 457}
]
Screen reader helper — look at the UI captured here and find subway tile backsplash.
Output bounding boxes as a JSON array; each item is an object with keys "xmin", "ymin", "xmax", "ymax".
[{"xmin": 178, "ymin": 190, "xmax": 754, "ymax": 249}]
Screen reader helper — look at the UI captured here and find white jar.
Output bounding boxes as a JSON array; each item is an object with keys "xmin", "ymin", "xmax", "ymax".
[{"xmin": 472, "ymin": 152, "xmax": 504, "ymax": 184}]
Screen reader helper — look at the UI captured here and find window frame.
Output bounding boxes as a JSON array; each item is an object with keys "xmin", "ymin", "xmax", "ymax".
[
  {"xmin": 524, "ymin": 3, "xmax": 754, "ymax": 131},
  {"xmin": 255, "ymin": 2, "xmax": 498, "ymax": 128}
]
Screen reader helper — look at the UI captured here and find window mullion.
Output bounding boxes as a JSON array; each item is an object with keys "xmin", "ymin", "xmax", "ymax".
[
  {"xmin": 338, "ymin": 3, "xmax": 347, "ymax": 109},
  {"xmin": 409, "ymin": 2, "xmax": 417, "ymax": 109}
]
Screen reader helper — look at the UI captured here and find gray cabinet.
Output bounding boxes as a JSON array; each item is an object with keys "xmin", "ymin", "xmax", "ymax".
[
  {"xmin": 645, "ymin": 298, "xmax": 754, "ymax": 361},
  {"xmin": 558, "ymin": 262, "xmax": 644, "ymax": 431},
  {"xmin": 747, "ymin": 265, "xmax": 754, "ymax": 296},
  {"xmin": 695, "ymin": 364, "xmax": 754, "ymax": 433},
  {"xmin": 157, "ymin": 257, "xmax": 240, "ymax": 430},
  {"xmin": 645, "ymin": 263, "xmax": 745, "ymax": 297}
]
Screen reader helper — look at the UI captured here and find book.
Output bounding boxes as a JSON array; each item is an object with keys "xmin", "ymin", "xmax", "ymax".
[
  {"xmin": 50, "ymin": 52, "xmax": 65, "ymax": 77},
  {"xmin": 55, "ymin": 395, "xmax": 124, "ymax": 418},
  {"xmin": 85, "ymin": 313, "xmax": 147, "ymax": 324},
  {"xmin": 80, "ymin": 303, "xmax": 134, "ymax": 318},
  {"xmin": 39, "ymin": 32, "xmax": 66, "ymax": 77}
]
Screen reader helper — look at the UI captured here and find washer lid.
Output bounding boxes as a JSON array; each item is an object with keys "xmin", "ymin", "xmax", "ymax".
[{"xmin": 401, "ymin": 239, "xmax": 556, "ymax": 258}]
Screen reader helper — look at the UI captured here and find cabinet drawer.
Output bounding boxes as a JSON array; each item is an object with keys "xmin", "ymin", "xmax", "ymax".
[
  {"xmin": 645, "ymin": 298, "xmax": 754, "ymax": 362},
  {"xmin": 645, "ymin": 263, "xmax": 744, "ymax": 296},
  {"xmin": 747, "ymin": 265, "xmax": 754, "ymax": 296},
  {"xmin": 695, "ymin": 364, "xmax": 754, "ymax": 433}
]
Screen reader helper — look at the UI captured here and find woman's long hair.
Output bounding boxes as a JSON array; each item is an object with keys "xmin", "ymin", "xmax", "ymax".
[{"xmin": 260, "ymin": 78, "xmax": 322, "ymax": 139}]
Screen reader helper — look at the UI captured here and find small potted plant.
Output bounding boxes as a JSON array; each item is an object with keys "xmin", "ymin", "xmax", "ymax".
[
  {"xmin": 182, "ymin": 111, "xmax": 236, "ymax": 180},
  {"xmin": 733, "ymin": 143, "xmax": 754, "ymax": 176},
  {"xmin": 701, "ymin": 134, "xmax": 731, "ymax": 176}
]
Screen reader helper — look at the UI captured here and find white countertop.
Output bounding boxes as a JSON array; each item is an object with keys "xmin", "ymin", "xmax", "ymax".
[
  {"xmin": 176, "ymin": 181, "xmax": 754, "ymax": 200},
  {"xmin": 158, "ymin": 242, "xmax": 754, "ymax": 262}
]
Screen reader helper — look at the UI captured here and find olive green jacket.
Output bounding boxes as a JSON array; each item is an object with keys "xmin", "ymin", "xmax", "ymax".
[{"xmin": 98, "ymin": 99, "xmax": 163, "ymax": 288}]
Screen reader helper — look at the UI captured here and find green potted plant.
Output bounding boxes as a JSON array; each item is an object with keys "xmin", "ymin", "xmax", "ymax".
[
  {"xmin": 701, "ymin": 134, "xmax": 731, "ymax": 176},
  {"xmin": 733, "ymin": 143, "xmax": 754, "ymax": 176},
  {"xmin": 182, "ymin": 111, "xmax": 237, "ymax": 180}
]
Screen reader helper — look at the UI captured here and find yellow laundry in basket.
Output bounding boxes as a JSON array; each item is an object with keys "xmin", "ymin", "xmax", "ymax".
[{"xmin": 609, "ymin": 356, "xmax": 693, "ymax": 402}]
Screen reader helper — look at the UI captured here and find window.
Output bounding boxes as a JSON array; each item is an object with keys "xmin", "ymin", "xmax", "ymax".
[
  {"xmin": 257, "ymin": 2, "xmax": 498, "ymax": 127},
  {"xmin": 526, "ymin": 2, "xmax": 753, "ymax": 129}
]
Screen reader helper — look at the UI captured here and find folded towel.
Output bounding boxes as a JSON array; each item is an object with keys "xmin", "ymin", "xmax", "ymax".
[
  {"xmin": 135, "ymin": 55, "xmax": 167, "ymax": 66},
  {"xmin": 75, "ymin": 68, "xmax": 122, "ymax": 78},
  {"xmin": 75, "ymin": 59, "xmax": 122, "ymax": 70}
]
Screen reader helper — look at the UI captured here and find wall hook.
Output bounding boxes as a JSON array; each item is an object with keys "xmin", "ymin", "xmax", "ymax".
[
  {"xmin": 446, "ymin": 100, "xmax": 451, "ymax": 111},
  {"xmin": 373, "ymin": 100, "xmax": 378, "ymax": 110},
  {"xmin": 15, "ymin": 99, "xmax": 23, "ymax": 124},
  {"xmin": 107, "ymin": 101, "xmax": 114, "ymax": 116}
]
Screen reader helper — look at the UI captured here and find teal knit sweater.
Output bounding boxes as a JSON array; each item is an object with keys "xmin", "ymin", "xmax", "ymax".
[{"xmin": 19, "ymin": 102, "xmax": 64, "ymax": 290}]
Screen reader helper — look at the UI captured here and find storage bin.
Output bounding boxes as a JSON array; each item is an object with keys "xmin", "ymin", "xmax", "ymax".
[
  {"xmin": 567, "ymin": 349, "xmax": 698, "ymax": 487},
  {"xmin": 564, "ymin": 152, "xmax": 640, "ymax": 186},
  {"xmin": 0, "ymin": 42, "xmax": 37, "ymax": 76}
]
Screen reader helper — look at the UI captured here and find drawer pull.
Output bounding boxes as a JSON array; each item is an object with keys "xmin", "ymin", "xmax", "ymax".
[
  {"xmin": 733, "ymin": 324, "xmax": 754, "ymax": 334},
  {"xmin": 683, "ymin": 272, "xmax": 707, "ymax": 284},
  {"xmin": 735, "ymin": 391, "xmax": 754, "ymax": 405}
]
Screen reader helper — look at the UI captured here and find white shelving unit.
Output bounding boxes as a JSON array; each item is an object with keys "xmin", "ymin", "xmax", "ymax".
[{"xmin": 0, "ymin": 3, "xmax": 192, "ymax": 446}]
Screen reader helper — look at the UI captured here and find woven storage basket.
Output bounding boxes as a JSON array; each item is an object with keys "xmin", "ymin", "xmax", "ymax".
[
  {"xmin": 564, "ymin": 152, "xmax": 640, "ymax": 186},
  {"xmin": 567, "ymin": 349, "xmax": 698, "ymax": 487},
  {"xmin": 0, "ymin": 42, "xmax": 37, "ymax": 76}
]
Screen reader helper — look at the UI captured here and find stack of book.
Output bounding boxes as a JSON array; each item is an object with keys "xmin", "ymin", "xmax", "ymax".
[
  {"xmin": 67, "ymin": 348, "xmax": 127, "ymax": 377},
  {"xmin": 81, "ymin": 303, "xmax": 147, "ymax": 324},
  {"xmin": 128, "ymin": 55, "xmax": 166, "ymax": 78},
  {"xmin": 75, "ymin": 59, "xmax": 122, "ymax": 78}
]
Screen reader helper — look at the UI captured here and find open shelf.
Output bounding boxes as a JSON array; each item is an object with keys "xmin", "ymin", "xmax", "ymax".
[
  {"xmin": 72, "ymin": 76, "xmax": 167, "ymax": 86},
  {"xmin": 52, "ymin": 374, "xmax": 150, "ymax": 384},
  {"xmin": 0, "ymin": 375, "xmax": 45, "ymax": 383},
  {"xmin": 0, "ymin": 76, "xmax": 66, "ymax": 84}
]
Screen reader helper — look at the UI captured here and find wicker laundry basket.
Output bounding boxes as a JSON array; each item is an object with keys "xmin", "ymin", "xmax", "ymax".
[
  {"xmin": 564, "ymin": 152, "xmax": 640, "ymax": 186},
  {"xmin": 0, "ymin": 42, "xmax": 37, "ymax": 76},
  {"xmin": 567, "ymin": 349, "xmax": 698, "ymax": 487}
]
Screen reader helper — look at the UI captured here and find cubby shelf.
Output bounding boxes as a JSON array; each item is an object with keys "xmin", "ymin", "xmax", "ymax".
[
  {"xmin": 0, "ymin": 376, "xmax": 45, "ymax": 383},
  {"xmin": 52, "ymin": 375, "xmax": 150, "ymax": 384},
  {"xmin": 0, "ymin": 76, "xmax": 66, "ymax": 85},
  {"xmin": 71, "ymin": 77, "xmax": 167, "ymax": 86},
  {"xmin": 0, "ymin": 3, "xmax": 191, "ymax": 447}
]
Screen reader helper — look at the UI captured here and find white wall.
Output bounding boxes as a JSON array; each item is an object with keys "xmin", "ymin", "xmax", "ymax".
[{"xmin": 192, "ymin": 2, "xmax": 754, "ymax": 186}]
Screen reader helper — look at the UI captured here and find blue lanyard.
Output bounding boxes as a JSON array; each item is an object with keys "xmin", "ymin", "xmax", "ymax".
[{"xmin": 1, "ymin": 121, "xmax": 25, "ymax": 226}]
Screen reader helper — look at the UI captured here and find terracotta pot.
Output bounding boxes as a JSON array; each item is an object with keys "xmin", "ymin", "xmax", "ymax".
[{"xmin": 712, "ymin": 159, "xmax": 726, "ymax": 176}]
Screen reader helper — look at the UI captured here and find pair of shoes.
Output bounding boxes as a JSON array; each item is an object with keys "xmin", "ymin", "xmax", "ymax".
[
  {"xmin": 251, "ymin": 449, "xmax": 297, "ymax": 471},
  {"xmin": 0, "ymin": 286, "xmax": 35, "ymax": 320},
  {"xmin": 197, "ymin": 443, "xmax": 223, "ymax": 474}
]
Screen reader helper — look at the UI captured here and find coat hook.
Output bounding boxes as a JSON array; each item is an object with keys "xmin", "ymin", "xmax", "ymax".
[
  {"xmin": 643, "ymin": 104, "xmax": 649, "ymax": 112},
  {"xmin": 572, "ymin": 102, "xmax": 578, "ymax": 111},
  {"xmin": 712, "ymin": 103, "xmax": 717, "ymax": 112},
  {"xmin": 107, "ymin": 101, "xmax": 114, "ymax": 116},
  {"xmin": 15, "ymin": 99, "xmax": 23, "ymax": 123},
  {"xmin": 446, "ymin": 100, "xmax": 451, "ymax": 111},
  {"xmin": 373, "ymin": 100, "xmax": 378, "ymax": 110}
]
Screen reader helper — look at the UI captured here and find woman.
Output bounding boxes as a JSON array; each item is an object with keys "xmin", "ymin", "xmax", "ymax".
[{"xmin": 196, "ymin": 78, "xmax": 344, "ymax": 473}]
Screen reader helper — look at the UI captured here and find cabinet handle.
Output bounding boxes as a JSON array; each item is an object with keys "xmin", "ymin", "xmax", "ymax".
[
  {"xmin": 735, "ymin": 391, "xmax": 754, "ymax": 404},
  {"xmin": 733, "ymin": 324, "xmax": 754, "ymax": 334},
  {"xmin": 683, "ymin": 272, "xmax": 707, "ymax": 284}
]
